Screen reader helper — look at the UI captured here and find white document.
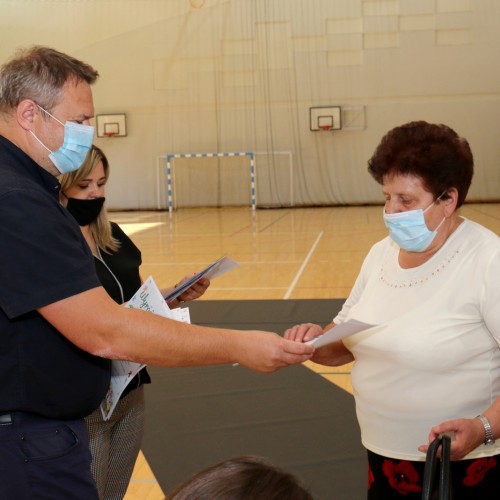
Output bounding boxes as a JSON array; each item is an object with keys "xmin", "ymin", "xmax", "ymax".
[
  {"xmin": 100, "ymin": 276, "xmax": 190, "ymax": 421},
  {"xmin": 164, "ymin": 255, "xmax": 239, "ymax": 302},
  {"xmin": 306, "ymin": 319, "xmax": 375, "ymax": 348}
]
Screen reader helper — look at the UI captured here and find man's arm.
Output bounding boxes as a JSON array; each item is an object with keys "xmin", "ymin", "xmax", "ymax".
[{"xmin": 38, "ymin": 286, "xmax": 314, "ymax": 373}]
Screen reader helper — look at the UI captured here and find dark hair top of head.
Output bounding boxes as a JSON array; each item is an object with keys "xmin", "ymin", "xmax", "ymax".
[
  {"xmin": 167, "ymin": 455, "xmax": 314, "ymax": 500},
  {"xmin": 367, "ymin": 120, "xmax": 474, "ymax": 208}
]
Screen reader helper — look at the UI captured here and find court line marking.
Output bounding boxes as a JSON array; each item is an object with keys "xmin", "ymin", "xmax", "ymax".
[
  {"xmin": 128, "ymin": 478, "xmax": 159, "ymax": 484},
  {"xmin": 208, "ymin": 287, "xmax": 288, "ymax": 290},
  {"xmin": 283, "ymin": 231, "xmax": 324, "ymax": 300}
]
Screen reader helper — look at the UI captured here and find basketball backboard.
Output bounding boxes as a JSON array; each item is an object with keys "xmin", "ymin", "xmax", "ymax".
[
  {"xmin": 96, "ymin": 113, "xmax": 127, "ymax": 137},
  {"xmin": 309, "ymin": 106, "xmax": 342, "ymax": 131}
]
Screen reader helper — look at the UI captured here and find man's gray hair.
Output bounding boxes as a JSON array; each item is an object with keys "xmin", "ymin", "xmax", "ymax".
[{"xmin": 0, "ymin": 46, "xmax": 99, "ymax": 113}]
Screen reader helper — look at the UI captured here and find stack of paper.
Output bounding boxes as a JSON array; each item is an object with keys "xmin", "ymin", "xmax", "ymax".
[
  {"xmin": 164, "ymin": 256, "xmax": 239, "ymax": 302},
  {"xmin": 100, "ymin": 276, "xmax": 190, "ymax": 420}
]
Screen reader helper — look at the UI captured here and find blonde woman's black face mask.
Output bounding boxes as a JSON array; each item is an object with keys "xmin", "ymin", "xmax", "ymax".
[{"xmin": 65, "ymin": 196, "xmax": 105, "ymax": 226}]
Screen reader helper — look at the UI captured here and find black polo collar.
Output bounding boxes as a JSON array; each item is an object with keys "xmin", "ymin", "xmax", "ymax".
[{"xmin": 0, "ymin": 134, "xmax": 61, "ymax": 197}]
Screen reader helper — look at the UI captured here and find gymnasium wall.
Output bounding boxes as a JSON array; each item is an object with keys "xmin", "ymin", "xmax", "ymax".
[{"xmin": 1, "ymin": 0, "xmax": 499, "ymax": 208}]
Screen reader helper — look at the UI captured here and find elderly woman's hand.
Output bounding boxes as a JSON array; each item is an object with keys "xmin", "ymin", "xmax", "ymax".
[
  {"xmin": 284, "ymin": 323, "xmax": 323, "ymax": 343},
  {"xmin": 418, "ymin": 417, "xmax": 488, "ymax": 461}
]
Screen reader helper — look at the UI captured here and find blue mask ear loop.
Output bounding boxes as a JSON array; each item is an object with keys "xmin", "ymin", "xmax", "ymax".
[
  {"xmin": 425, "ymin": 190, "xmax": 448, "ymax": 232},
  {"xmin": 37, "ymin": 104, "xmax": 65, "ymax": 126},
  {"xmin": 437, "ymin": 190, "xmax": 447, "ymax": 201},
  {"xmin": 421, "ymin": 190, "xmax": 446, "ymax": 214},
  {"xmin": 28, "ymin": 105, "xmax": 57, "ymax": 154},
  {"xmin": 30, "ymin": 105, "xmax": 66, "ymax": 152}
]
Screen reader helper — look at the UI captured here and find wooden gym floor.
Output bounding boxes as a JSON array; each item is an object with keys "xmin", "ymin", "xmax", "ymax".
[{"xmin": 117, "ymin": 203, "xmax": 500, "ymax": 499}]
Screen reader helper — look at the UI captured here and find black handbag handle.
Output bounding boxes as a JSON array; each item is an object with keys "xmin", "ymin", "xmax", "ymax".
[{"xmin": 422, "ymin": 434, "xmax": 451, "ymax": 500}]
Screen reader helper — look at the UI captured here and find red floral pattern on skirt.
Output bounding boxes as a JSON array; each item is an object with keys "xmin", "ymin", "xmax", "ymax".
[
  {"xmin": 382, "ymin": 460, "xmax": 422, "ymax": 495},
  {"xmin": 463, "ymin": 457, "xmax": 497, "ymax": 487},
  {"xmin": 368, "ymin": 464, "xmax": 375, "ymax": 490},
  {"xmin": 382, "ymin": 459, "xmax": 422, "ymax": 495}
]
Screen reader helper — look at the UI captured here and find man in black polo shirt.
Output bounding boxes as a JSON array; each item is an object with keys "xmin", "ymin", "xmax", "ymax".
[{"xmin": 0, "ymin": 46, "xmax": 314, "ymax": 499}]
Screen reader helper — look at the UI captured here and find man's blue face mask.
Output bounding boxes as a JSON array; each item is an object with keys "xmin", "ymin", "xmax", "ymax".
[{"xmin": 30, "ymin": 105, "xmax": 94, "ymax": 174}]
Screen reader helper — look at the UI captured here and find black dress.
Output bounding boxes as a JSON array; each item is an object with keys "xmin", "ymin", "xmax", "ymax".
[{"xmin": 94, "ymin": 222, "xmax": 152, "ymax": 394}]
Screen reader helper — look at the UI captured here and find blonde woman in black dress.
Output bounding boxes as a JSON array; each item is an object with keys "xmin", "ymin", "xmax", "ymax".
[{"xmin": 60, "ymin": 145, "xmax": 209, "ymax": 499}]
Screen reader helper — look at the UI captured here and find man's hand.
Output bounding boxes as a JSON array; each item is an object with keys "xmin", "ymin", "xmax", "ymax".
[{"xmin": 236, "ymin": 331, "xmax": 315, "ymax": 373}]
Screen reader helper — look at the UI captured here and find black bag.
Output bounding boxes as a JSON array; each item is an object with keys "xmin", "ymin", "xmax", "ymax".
[{"xmin": 422, "ymin": 434, "xmax": 452, "ymax": 500}]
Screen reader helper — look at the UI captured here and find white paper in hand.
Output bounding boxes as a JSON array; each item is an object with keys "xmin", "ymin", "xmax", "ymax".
[{"xmin": 307, "ymin": 319, "xmax": 375, "ymax": 348}]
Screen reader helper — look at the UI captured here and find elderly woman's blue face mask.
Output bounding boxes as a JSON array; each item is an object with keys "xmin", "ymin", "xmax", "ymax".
[{"xmin": 383, "ymin": 194, "xmax": 446, "ymax": 252}]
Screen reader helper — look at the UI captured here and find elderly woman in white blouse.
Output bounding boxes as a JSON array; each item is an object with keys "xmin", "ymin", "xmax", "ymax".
[{"xmin": 286, "ymin": 121, "xmax": 500, "ymax": 499}]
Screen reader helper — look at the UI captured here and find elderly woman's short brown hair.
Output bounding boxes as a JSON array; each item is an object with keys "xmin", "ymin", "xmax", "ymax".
[{"xmin": 368, "ymin": 121, "xmax": 474, "ymax": 207}]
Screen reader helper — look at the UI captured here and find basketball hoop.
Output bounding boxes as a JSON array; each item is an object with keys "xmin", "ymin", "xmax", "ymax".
[
  {"xmin": 103, "ymin": 132, "xmax": 117, "ymax": 138},
  {"xmin": 319, "ymin": 125, "xmax": 333, "ymax": 132}
]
